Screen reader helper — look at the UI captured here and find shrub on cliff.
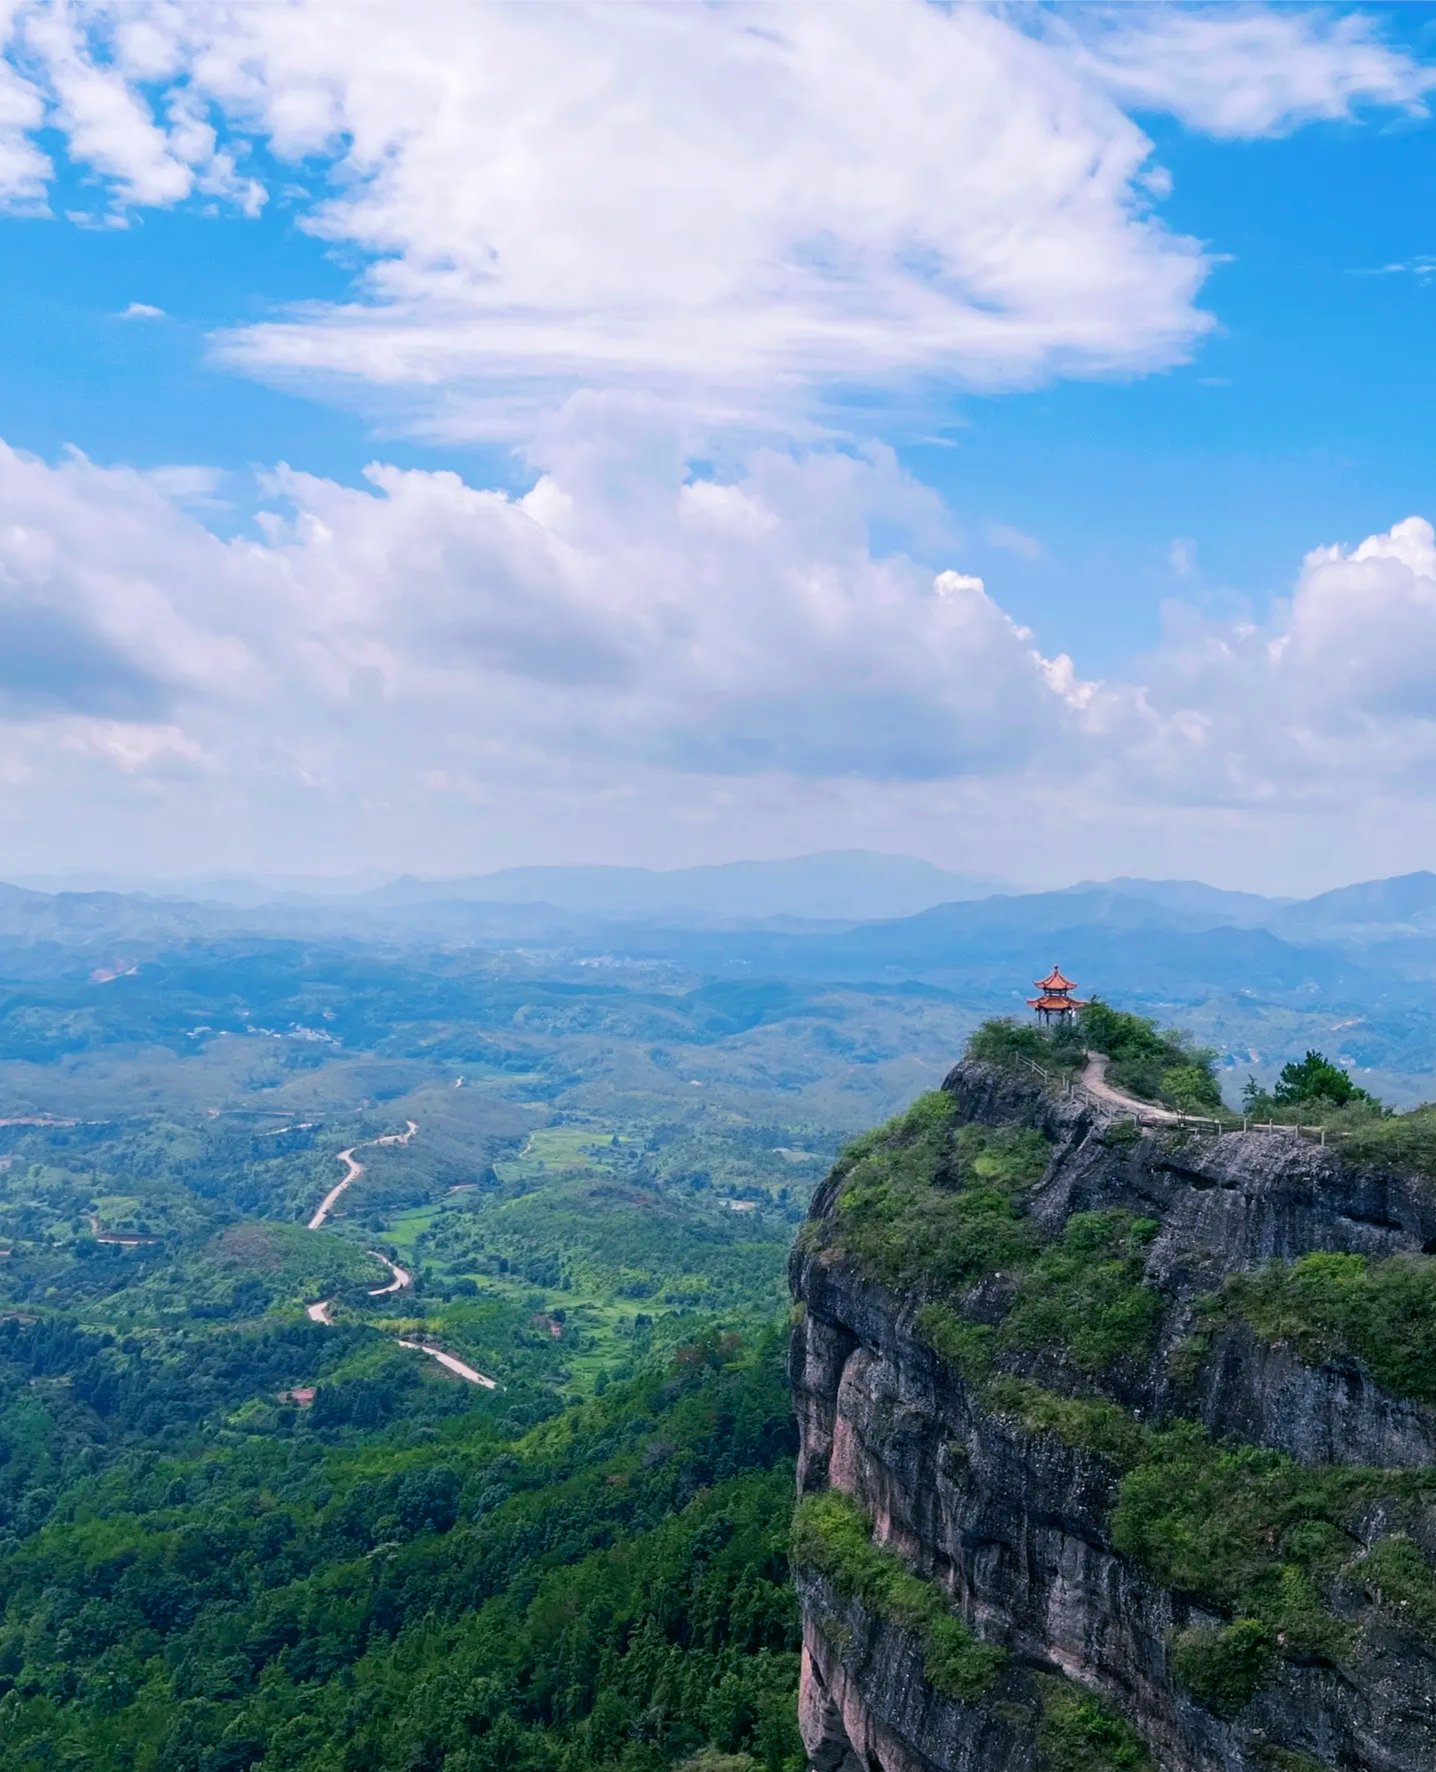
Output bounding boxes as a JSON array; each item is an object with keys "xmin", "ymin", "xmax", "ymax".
[
  {"xmin": 1105, "ymin": 1420, "xmax": 1436, "ymax": 1664},
  {"xmin": 1242, "ymin": 1049, "xmax": 1383, "ymax": 1123},
  {"xmin": 919, "ymin": 1210, "xmax": 1162, "ymax": 1389},
  {"xmin": 828, "ymin": 1094, "xmax": 1047, "ymax": 1297},
  {"xmin": 1036, "ymin": 1675, "xmax": 1153, "ymax": 1770},
  {"xmin": 791, "ymin": 1490, "xmax": 1006, "ymax": 1701},
  {"xmin": 1224, "ymin": 1251, "xmax": 1436, "ymax": 1407},
  {"xmin": 1357, "ymin": 1534, "xmax": 1436, "ymax": 1649},
  {"xmin": 1338, "ymin": 1102, "xmax": 1436, "ymax": 1176},
  {"xmin": 965, "ymin": 1017, "xmax": 1084, "ymax": 1076},
  {"xmin": 1000, "ymin": 1211, "xmax": 1161, "ymax": 1371},
  {"xmin": 1170, "ymin": 1618, "xmax": 1276, "ymax": 1718}
]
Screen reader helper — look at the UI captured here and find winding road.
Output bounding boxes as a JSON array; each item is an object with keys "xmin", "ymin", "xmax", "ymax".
[
  {"xmin": 302, "ymin": 1121, "xmax": 499, "ymax": 1388},
  {"xmin": 396, "ymin": 1339, "xmax": 498, "ymax": 1388},
  {"xmin": 367, "ymin": 1251, "xmax": 411, "ymax": 1295},
  {"xmin": 307, "ymin": 1120, "xmax": 418, "ymax": 1230}
]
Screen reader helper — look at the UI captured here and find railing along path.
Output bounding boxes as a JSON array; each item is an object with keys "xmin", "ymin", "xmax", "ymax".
[{"xmin": 1015, "ymin": 1055, "xmax": 1333, "ymax": 1147}]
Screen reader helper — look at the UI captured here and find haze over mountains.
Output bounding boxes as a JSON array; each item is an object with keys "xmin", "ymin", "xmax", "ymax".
[
  {"xmin": 362, "ymin": 851, "xmax": 1010, "ymax": 923},
  {"xmin": 5, "ymin": 850, "xmax": 1436, "ymax": 1102},
  {"xmin": 6, "ymin": 851, "xmax": 1436, "ymax": 952}
]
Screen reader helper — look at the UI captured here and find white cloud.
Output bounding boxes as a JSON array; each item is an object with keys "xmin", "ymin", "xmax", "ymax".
[
  {"xmin": 0, "ymin": 440, "xmax": 258, "ymax": 716},
  {"xmin": 1060, "ymin": 5, "xmax": 1434, "ymax": 139},
  {"xmin": 1355, "ymin": 256, "xmax": 1436, "ymax": 286},
  {"xmin": 58, "ymin": 716, "xmax": 204, "ymax": 772},
  {"xmin": 1108, "ymin": 516, "xmax": 1436, "ymax": 815},
  {"xmin": 1279, "ymin": 516, "xmax": 1436, "ymax": 724},
  {"xmin": 3, "ymin": 0, "xmax": 264, "ymax": 221},
  {"xmin": 169, "ymin": 0, "xmax": 1216, "ymax": 434},
  {"xmin": 1168, "ymin": 538, "xmax": 1197, "ymax": 577},
  {"xmin": 0, "ymin": 3, "xmax": 1424, "ymax": 438},
  {"xmin": 20, "ymin": 1, "xmax": 194, "ymax": 206},
  {"xmin": 1, "ymin": 413, "xmax": 1435, "ymax": 880},
  {"xmin": 0, "ymin": 412, "xmax": 1090, "ymax": 854},
  {"xmin": 117, "ymin": 300, "xmax": 164, "ymax": 320},
  {"xmin": 0, "ymin": 0, "xmax": 47, "ymax": 209},
  {"xmin": 0, "ymin": 6, "xmax": 1431, "ymax": 882}
]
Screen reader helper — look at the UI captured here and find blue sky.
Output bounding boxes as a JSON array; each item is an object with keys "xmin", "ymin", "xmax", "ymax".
[{"xmin": 1, "ymin": 1, "xmax": 1436, "ymax": 890}]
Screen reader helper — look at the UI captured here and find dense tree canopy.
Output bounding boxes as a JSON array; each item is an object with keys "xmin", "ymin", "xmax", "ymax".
[{"xmin": 0, "ymin": 1328, "xmax": 800, "ymax": 1772}]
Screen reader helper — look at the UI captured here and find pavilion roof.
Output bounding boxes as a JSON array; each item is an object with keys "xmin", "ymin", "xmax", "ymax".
[
  {"xmin": 1027, "ymin": 993, "xmax": 1089, "ymax": 1011},
  {"xmin": 1034, "ymin": 964, "xmax": 1076, "ymax": 991}
]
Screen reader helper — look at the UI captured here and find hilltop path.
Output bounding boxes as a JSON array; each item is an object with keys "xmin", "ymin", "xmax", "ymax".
[{"xmin": 1080, "ymin": 1053, "xmax": 1181, "ymax": 1123}]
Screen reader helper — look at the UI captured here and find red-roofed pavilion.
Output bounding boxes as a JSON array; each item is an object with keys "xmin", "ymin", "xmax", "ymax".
[{"xmin": 1027, "ymin": 965, "xmax": 1089, "ymax": 1024}]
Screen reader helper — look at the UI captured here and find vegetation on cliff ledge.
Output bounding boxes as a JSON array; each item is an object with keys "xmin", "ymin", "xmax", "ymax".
[
  {"xmin": 1036, "ymin": 1675, "xmax": 1153, "ymax": 1771},
  {"xmin": 805, "ymin": 1027, "xmax": 1436, "ymax": 1743},
  {"xmin": 1111, "ymin": 1419, "xmax": 1436, "ymax": 1662},
  {"xmin": 823, "ymin": 1091, "xmax": 1046, "ymax": 1296},
  {"xmin": 791, "ymin": 1490, "xmax": 1006, "ymax": 1701},
  {"xmin": 1221, "ymin": 1250, "xmax": 1436, "ymax": 1407},
  {"xmin": 790, "ymin": 1493, "xmax": 1157, "ymax": 1765},
  {"xmin": 821, "ymin": 1090, "xmax": 1162, "ymax": 1383},
  {"xmin": 919, "ymin": 1210, "xmax": 1161, "ymax": 1382}
]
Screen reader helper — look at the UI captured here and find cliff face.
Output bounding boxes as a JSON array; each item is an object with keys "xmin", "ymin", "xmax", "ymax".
[{"xmin": 789, "ymin": 1060, "xmax": 1436, "ymax": 1772}]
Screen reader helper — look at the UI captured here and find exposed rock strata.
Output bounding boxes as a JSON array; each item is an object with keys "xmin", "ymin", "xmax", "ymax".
[{"xmin": 790, "ymin": 1060, "xmax": 1436, "ymax": 1772}]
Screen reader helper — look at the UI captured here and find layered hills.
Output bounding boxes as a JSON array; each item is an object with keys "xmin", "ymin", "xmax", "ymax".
[{"xmin": 9, "ymin": 857, "xmax": 1436, "ymax": 1099}]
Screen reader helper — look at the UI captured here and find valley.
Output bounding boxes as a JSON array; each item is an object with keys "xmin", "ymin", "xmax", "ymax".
[
  {"xmin": 5, "ymin": 860, "xmax": 1436, "ymax": 1771},
  {"xmin": 3, "ymin": 1, "xmax": 1428, "ymax": 1761}
]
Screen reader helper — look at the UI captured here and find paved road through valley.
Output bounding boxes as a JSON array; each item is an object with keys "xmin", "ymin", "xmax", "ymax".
[
  {"xmin": 302, "ymin": 1121, "xmax": 500, "ymax": 1387},
  {"xmin": 307, "ymin": 1120, "xmax": 419, "ymax": 1230}
]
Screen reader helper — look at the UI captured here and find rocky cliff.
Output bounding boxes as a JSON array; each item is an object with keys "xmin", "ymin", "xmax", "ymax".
[{"xmin": 789, "ymin": 1058, "xmax": 1436, "ymax": 1772}]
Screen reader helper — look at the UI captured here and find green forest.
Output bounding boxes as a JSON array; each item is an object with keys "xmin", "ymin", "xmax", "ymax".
[
  {"xmin": 10, "ymin": 936, "xmax": 1422, "ymax": 1770},
  {"xmin": 0, "ymin": 937, "xmax": 913, "ymax": 1771},
  {"xmin": 0, "ymin": 1322, "xmax": 800, "ymax": 1772}
]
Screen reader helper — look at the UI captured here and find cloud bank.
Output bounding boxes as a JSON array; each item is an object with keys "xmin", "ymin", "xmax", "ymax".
[
  {"xmin": 1, "ymin": 407, "xmax": 1434, "ymax": 883},
  {"xmin": 0, "ymin": 3, "xmax": 1431, "ymax": 884}
]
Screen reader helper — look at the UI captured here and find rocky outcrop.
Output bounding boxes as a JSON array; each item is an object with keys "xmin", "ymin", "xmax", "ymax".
[{"xmin": 790, "ymin": 1060, "xmax": 1436, "ymax": 1772}]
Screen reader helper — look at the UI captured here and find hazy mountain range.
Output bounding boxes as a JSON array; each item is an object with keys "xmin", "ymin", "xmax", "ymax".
[
  {"xmin": 5, "ymin": 853, "xmax": 1436, "ymax": 954},
  {"xmin": 11, "ymin": 851, "xmax": 1007, "ymax": 923},
  {"xmin": 6, "ymin": 852, "xmax": 1436, "ymax": 1100},
  {"xmin": 5, "ymin": 854, "xmax": 1436, "ymax": 996}
]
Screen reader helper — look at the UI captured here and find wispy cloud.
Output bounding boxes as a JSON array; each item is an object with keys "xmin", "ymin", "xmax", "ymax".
[
  {"xmin": 1168, "ymin": 538, "xmax": 1198, "ymax": 578},
  {"xmin": 1056, "ymin": 5, "xmax": 1435, "ymax": 139},
  {"xmin": 1352, "ymin": 256, "xmax": 1436, "ymax": 286},
  {"xmin": 0, "ymin": 4, "xmax": 1428, "ymax": 441},
  {"xmin": 117, "ymin": 301, "xmax": 165, "ymax": 321},
  {"xmin": 987, "ymin": 523, "xmax": 1045, "ymax": 562}
]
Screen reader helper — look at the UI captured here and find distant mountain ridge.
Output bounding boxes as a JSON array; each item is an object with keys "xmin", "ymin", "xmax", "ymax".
[
  {"xmin": 1, "ymin": 860, "xmax": 1435, "ymax": 980},
  {"xmin": 1059, "ymin": 875, "xmax": 1291, "ymax": 926},
  {"xmin": 6, "ymin": 859, "xmax": 1436, "ymax": 1099},
  {"xmin": 360, "ymin": 850, "xmax": 1011, "ymax": 923},
  {"xmin": 1268, "ymin": 870, "xmax": 1436, "ymax": 940}
]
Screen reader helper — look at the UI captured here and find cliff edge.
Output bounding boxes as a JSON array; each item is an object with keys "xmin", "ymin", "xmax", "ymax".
[{"xmin": 789, "ymin": 1057, "xmax": 1436, "ymax": 1772}]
